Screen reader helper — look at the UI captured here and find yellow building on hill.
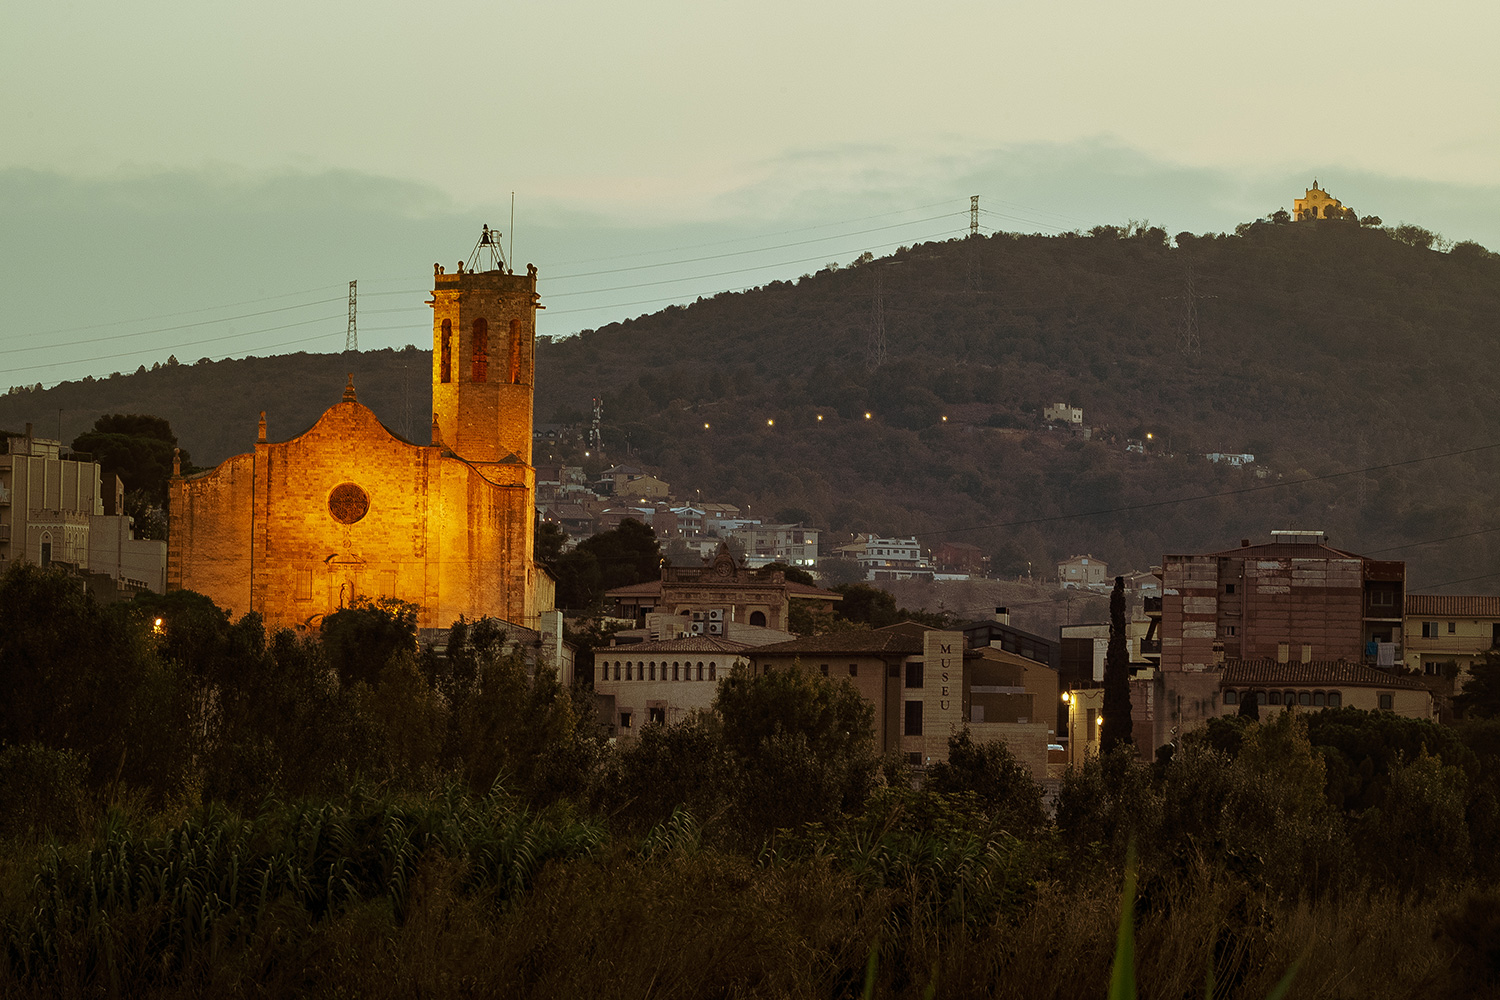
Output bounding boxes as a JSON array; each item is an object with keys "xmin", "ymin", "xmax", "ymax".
[
  {"xmin": 168, "ymin": 234, "xmax": 550, "ymax": 630},
  {"xmin": 1294, "ymin": 179, "xmax": 1353, "ymax": 221}
]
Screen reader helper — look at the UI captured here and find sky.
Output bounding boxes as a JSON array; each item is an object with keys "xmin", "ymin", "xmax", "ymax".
[{"xmin": 4, "ymin": 0, "xmax": 1499, "ymax": 388}]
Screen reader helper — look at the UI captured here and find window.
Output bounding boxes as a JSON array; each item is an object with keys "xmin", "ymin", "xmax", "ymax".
[
  {"xmin": 649, "ymin": 707, "xmax": 666, "ymax": 725},
  {"xmin": 1256, "ymin": 690, "xmax": 1267, "ymax": 705},
  {"xmin": 1226, "ymin": 625, "xmax": 1237, "ymax": 636},
  {"xmin": 848, "ymin": 663, "xmax": 858, "ymax": 677},
  {"xmin": 614, "ymin": 662, "xmax": 621, "ymax": 681},
  {"xmin": 39, "ymin": 533, "xmax": 51, "ymax": 567},
  {"xmin": 1448, "ymin": 622, "xmax": 1456, "ymax": 634},
  {"xmin": 626, "ymin": 663, "xmax": 633, "ymax": 680},
  {"xmin": 619, "ymin": 712, "xmax": 632, "ymax": 729},
  {"xmin": 649, "ymin": 662, "xmax": 656, "ymax": 681},
  {"xmin": 904, "ymin": 700, "xmax": 923, "ymax": 736},
  {"xmin": 508, "ymin": 318, "xmax": 522, "ymax": 384},
  {"xmin": 295, "ymin": 569, "xmax": 313, "ymax": 602},
  {"xmin": 1269, "ymin": 691, "xmax": 1283, "ymax": 705},
  {"xmin": 1328, "ymin": 691, "xmax": 1342, "ymax": 708},
  {"xmin": 1370, "ymin": 589, "xmax": 1394, "ymax": 608},
  {"xmin": 696, "ymin": 662, "xmax": 704, "ymax": 680},
  {"xmin": 1284, "ymin": 691, "xmax": 1295, "ymax": 706},
  {"xmin": 440, "ymin": 319, "xmax": 452, "ymax": 383},
  {"xmin": 1225, "ymin": 689, "xmax": 1238, "ymax": 705},
  {"xmin": 820, "ymin": 664, "xmax": 828, "ymax": 677},
  {"xmin": 1378, "ymin": 693, "xmax": 1393, "ymax": 711},
  {"xmin": 906, "ymin": 662, "xmax": 924, "ymax": 689},
  {"xmin": 672, "ymin": 662, "xmax": 680, "ymax": 681},
  {"xmin": 1298, "ymin": 692, "xmax": 1312, "ymax": 707},
  {"xmin": 708, "ymin": 663, "xmax": 716, "ymax": 681},
  {"xmin": 1313, "ymin": 692, "xmax": 1325, "ymax": 707},
  {"xmin": 1423, "ymin": 621, "xmax": 1438, "ymax": 638},
  {"xmin": 1225, "ymin": 583, "xmax": 1236, "ymax": 595},
  {"xmin": 749, "ymin": 611, "xmax": 767, "ymax": 627},
  {"xmin": 471, "ymin": 318, "xmax": 489, "ymax": 381}
]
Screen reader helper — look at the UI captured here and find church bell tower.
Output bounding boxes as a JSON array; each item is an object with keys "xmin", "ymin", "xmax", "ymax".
[{"xmin": 429, "ymin": 226, "xmax": 540, "ymax": 465}]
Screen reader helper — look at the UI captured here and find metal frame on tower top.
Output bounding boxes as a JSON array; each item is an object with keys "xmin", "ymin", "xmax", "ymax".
[{"xmin": 465, "ymin": 224, "xmax": 510, "ymax": 274}]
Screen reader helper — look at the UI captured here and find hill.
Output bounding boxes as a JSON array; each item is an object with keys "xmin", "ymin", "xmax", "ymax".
[{"xmin": 5, "ymin": 218, "xmax": 1499, "ymax": 591}]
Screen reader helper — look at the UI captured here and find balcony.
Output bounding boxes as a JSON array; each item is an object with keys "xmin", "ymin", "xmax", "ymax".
[
  {"xmin": 1139, "ymin": 637, "xmax": 1162, "ymax": 655},
  {"xmin": 0, "ymin": 486, "xmax": 9, "ymax": 506},
  {"xmin": 1143, "ymin": 596, "xmax": 1162, "ymax": 615}
]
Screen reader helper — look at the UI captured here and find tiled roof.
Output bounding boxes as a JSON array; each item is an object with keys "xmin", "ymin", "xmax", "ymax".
[
  {"xmin": 1405, "ymin": 594, "xmax": 1500, "ymax": 618},
  {"xmin": 752, "ymin": 621, "xmax": 955, "ymax": 656},
  {"xmin": 607, "ymin": 581, "xmax": 664, "ymax": 597},
  {"xmin": 598, "ymin": 636, "xmax": 750, "ymax": 654},
  {"xmin": 1221, "ymin": 659, "xmax": 1429, "ymax": 691},
  {"xmin": 787, "ymin": 582, "xmax": 842, "ymax": 600}
]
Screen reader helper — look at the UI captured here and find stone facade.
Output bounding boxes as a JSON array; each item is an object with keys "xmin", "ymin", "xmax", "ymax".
[{"xmin": 169, "ymin": 256, "xmax": 545, "ymax": 630}]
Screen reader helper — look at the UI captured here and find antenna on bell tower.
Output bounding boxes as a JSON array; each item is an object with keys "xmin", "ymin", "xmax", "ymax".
[
  {"xmin": 345, "ymin": 281, "xmax": 357, "ymax": 352},
  {"xmin": 466, "ymin": 224, "xmax": 510, "ymax": 274}
]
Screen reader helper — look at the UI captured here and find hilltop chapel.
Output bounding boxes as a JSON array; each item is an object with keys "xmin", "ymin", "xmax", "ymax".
[{"xmin": 168, "ymin": 232, "xmax": 552, "ymax": 630}]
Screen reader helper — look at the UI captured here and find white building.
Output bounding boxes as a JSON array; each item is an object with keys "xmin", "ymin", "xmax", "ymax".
[{"xmin": 1044, "ymin": 402, "xmax": 1084, "ymax": 425}]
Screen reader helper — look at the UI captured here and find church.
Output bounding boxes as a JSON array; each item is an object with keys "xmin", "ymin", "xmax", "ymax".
[{"xmin": 167, "ymin": 233, "xmax": 552, "ymax": 630}]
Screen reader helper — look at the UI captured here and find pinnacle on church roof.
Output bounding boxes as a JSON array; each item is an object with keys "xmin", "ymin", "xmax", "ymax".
[{"xmin": 343, "ymin": 374, "xmax": 357, "ymax": 403}]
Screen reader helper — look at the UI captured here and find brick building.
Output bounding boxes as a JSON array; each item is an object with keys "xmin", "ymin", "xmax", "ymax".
[{"xmin": 169, "ymin": 244, "xmax": 550, "ymax": 630}]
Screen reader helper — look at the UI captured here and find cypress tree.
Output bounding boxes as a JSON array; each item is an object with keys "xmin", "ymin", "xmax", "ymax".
[{"xmin": 1101, "ymin": 575, "xmax": 1133, "ymax": 753}]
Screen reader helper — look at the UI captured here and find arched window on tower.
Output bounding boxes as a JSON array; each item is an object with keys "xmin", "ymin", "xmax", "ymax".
[
  {"xmin": 471, "ymin": 318, "xmax": 489, "ymax": 382},
  {"xmin": 750, "ymin": 611, "xmax": 767, "ymax": 627},
  {"xmin": 40, "ymin": 531, "xmax": 52, "ymax": 568},
  {"xmin": 508, "ymin": 318, "xmax": 522, "ymax": 384},
  {"xmin": 440, "ymin": 319, "xmax": 452, "ymax": 383}
]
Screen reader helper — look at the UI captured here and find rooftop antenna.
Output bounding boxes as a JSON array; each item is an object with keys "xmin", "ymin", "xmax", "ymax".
[
  {"xmin": 465, "ymin": 224, "xmax": 508, "ymax": 274},
  {"xmin": 510, "ymin": 193, "xmax": 515, "ymax": 275},
  {"xmin": 345, "ymin": 281, "xmax": 357, "ymax": 352}
]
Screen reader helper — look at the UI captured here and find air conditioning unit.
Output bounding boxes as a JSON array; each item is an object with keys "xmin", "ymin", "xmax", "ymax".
[
  {"xmin": 690, "ymin": 622, "xmax": 705, "ymax": 635},
  {"xmin": 707, "ymin": 622, "xmax": 723, "ymax": 635},
  {"xmin": 708, "ymin": 609, "xmax": 723, "ymax": 621}
]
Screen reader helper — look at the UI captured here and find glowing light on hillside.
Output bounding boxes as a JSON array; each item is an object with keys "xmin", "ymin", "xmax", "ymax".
[{"xmin": 864, "ymin": 412, "xmax": 872, "ymax": 420}]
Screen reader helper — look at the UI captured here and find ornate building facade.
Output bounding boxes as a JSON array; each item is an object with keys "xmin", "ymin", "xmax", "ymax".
[{"xmin": 168, "ymin": 244, "xmax": 548, "ymax": 630}]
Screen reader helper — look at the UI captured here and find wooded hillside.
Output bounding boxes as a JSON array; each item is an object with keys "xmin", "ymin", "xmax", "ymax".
[{"xmin": 5, "ymin": 218, "xmax": 1497, "ymax": 589}]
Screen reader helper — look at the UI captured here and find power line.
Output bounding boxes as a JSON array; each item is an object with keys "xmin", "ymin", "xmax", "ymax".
[
  {"xmin": 920, "ymin": 440, "xmax": 1500, "ymax": 540},
  {"xmin": 544, "ymin": 213, "xmax": 962, "ymax": 281},
  {"xmin": 7, "ymin": 313, "xmax": 345, "ymax": 375},
  {"xmin": 0, "ymin": 296, "xmax": 348, "ymax": 357},
  {"xmin": 5, "ymin": 283, "xmax": 347, "ymax": 341}
]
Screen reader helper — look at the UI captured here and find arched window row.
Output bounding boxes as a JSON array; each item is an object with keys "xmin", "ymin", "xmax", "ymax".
[
  {"xmin": 608, "ymin": 660, "xmax": 717, "ymax": 682},
  {"xmin": 1224, "ymin": 688, "xmax": 1342, "ymax": 709}
]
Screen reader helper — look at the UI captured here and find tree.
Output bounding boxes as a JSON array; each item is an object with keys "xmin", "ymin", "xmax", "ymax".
[
  {"xmin": 1237, "ymin": 690, "xmax": 1261, "ymax": 720},
  {"xmin": 713, "ymin": 663, "xmax": 877, "ymax": 832},
  {"xmin": 924, "ymin": 729, "xmax": 1046, "ymax": 833},
  {"xmin": 319, "ymin": 596, "xmax": 419, "ymax": 688},
  {"xmin": 71, "ymin": 413, "xmax": 189, "ymax": 506},
  {"xmin": 535, "ymin": 518, "xmax": 567, "ymax": 566},
  {"xmin": 1456, "ymin": 653, "xmax": 1500, "ymax": 720},
  {"xmin": 552, "ymin": 518, "xmax": 661, "ymax": 610},
  {"xmin": 1101, "ymin": 576, "xmax": 1133, "ymax": 752}
]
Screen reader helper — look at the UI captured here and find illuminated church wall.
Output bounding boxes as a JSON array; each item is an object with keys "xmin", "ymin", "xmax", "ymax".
[{"xmin": 169, "ymin": 251, "xmax": 543, "ymax": 630}]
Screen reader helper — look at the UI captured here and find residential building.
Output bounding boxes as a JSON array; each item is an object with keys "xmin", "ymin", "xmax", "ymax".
[
  {"xmin": 841, "ymin": 536, "xmax": 933, "ymax": 581},
  {"xmin": 728, "ymin": 522, "xmax": 820, "ymax": 567},
  {"xmin": 1, "ymin": 426, "xmax": 165, "ymax": 595},
  {"xmin": 1220, "ymin": 659, "xmax": 1433, "ymax": 721},
  {"xmin": 1043, "ymin": 402, "xmax": 1083, "ymax": 425},
  {"xmin": 593, "ymin": 635, "xmax": 751, "ymax": 737},
  {"xmin": 596, "ymin": 465, "xmax": 671, "ymax": 499},
  {"xmin": 749, "ymin": 623, "xmax": 1056, "ymax": 778},
  {"xmin": 1403, "ymin": 595, "xmax": 1500, "ymax": 678},
  {"xmin": 1138, "ymin": 530, "xmax": 1407, "ymax": 754},
  {"xmin": 606, "ymin": 544, "xmax": 841, "ymax": 633},
  {"xmin": 1058, "ymin": 554, "xmax": 1109, "ymax": 589},
  {"xmin": 1205, "ymin": 453, "xmax": 1255, "ymax": 467},
  {"xmin": 933, "ymin": 541, "xmax": 989, "ymax": 577}
]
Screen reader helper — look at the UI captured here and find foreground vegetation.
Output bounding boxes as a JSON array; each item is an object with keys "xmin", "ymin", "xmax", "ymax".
[{"xmin": 3, "ymin": 561, "xmax": 1500, "ymax": 997}]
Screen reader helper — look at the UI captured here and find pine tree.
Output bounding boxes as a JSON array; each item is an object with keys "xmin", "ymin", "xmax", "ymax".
[{"xmin": 1102, "ymin": 575, "xmax": 1133, "ymax": 753}]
